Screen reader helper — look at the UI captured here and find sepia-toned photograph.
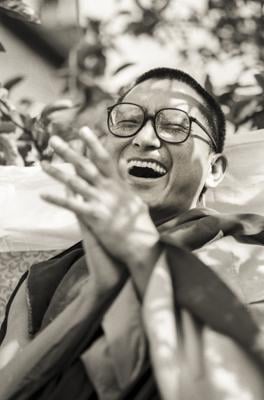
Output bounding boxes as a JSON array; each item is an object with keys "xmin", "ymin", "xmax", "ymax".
[{"xmin": 0, "ymin": 0, "xmax": 264, "ymax": 398}]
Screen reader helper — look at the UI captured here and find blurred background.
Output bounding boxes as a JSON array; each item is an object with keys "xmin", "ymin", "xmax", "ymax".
[{"xmin": 0, "ymin": 0, "xmax": 264, "ymax": 165}]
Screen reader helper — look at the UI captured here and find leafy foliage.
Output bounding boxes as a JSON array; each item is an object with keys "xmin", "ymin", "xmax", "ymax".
[
  {"xmin": 1, "ymin": 0, "xmax": 264, "ymax": 165},
  {"xmin": 0, "ymin": 84, "xmax": 112, "ymax": 165},
  {"xmin": 114, "ymin": 0, "xmax": 264, "ymax": 133},
  {"xmin": 124, "ymin": 0, "xmax": 170, "ymax": 36},
  {"xmin": 126, "ymin": 0, "xmax": 264, "ymax": 131},
  {"xmin": 0, "ymin": 91, "xmax": 86, "ymax": 165},
  {"xmin": 0, "ymin": 88, "xmax": 24, "ymax": 165},
  {"xmin": 202, "ymin": 0, "xmax": 264, "ymax": 132}
]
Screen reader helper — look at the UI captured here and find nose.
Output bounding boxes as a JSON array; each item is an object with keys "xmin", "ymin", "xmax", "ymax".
[{"xmin": 131, "ymin": 120, "xmax": 161, "ymax": 150}]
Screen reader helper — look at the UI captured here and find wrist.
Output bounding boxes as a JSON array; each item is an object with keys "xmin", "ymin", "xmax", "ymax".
[{"xmin": 122, "ymin": 216, "xmax": 161, "ymax": 298}]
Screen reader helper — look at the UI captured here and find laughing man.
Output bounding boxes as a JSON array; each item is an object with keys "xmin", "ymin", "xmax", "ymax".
[{"xmin": 1, "ymin": 68, "xmax": 264, "ymax": 400}]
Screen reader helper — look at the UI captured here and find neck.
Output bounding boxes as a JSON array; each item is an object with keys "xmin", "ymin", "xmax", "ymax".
[
  {"xmin": 150, "ymin": 200, "xmax": 205, "ymax": 227},
  {"xmin": 150, "ymin": 208, "xmax": 186, "ymax": 227}
]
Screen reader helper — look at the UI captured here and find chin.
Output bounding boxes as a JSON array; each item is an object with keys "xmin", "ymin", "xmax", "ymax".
[{"xmin": 131, "ymin": 185, "xmax": 162, "ymax": 207}]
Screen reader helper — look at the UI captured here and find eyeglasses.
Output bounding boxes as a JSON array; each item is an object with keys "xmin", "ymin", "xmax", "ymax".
[{"xmin": 107, "ymin": 102, "xmax": 217, "ymax": 151}]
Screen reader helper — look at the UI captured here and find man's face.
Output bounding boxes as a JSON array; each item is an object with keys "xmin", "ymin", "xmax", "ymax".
[{"xmin": 105, "ymin": 78, "xmax": 217, "ymax": 224}]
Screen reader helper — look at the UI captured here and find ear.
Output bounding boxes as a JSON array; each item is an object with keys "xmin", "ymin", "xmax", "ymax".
[{"xmin": 205, "ymin": 153, "xmax": 227, "ymax": 189}]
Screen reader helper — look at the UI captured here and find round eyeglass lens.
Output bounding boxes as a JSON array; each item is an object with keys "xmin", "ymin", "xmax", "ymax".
[
  {"xmin": 109, "ymin": 103, "xmax": 144, "ymax": 137},
  {"xmin": 156, "ymin": 109, "xmax": 190, "ymax": 143}
]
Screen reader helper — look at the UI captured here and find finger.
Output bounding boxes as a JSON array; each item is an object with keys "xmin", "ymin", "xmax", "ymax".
[
  {"xmin": 41, "ymin": 192, "xmax": 95, "ymax": 220},
  {"xmin": 79, "ymin": 127, "xmax": 113, "ymax": 176},
  {"xmin": 68, "ymin": 138, "xmax": 86, "ymax": 156},
  {"xmin": 67, "ymin": 140, "xmax": 85, "ymax": 195},
  {"xmin": 41, "ymin": 161, "xmax": 97, "ymax": 199},
  {"xmin": 49, "ymin": 135, "xmax": 99, "ymax": 184}
]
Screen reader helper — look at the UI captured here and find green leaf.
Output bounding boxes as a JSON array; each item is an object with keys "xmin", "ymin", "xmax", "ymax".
[{"xmin": 0, "ymin": 0, "xmax": 40, "ymax": 24}]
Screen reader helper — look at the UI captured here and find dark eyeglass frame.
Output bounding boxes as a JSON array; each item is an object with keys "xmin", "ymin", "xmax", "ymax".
[{"xmin": 107, "ymin": 102, "xmax": 217, "ymax": 151}]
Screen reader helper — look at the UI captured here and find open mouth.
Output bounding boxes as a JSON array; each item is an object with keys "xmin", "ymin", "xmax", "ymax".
[{"xmin": 127, "ymin": 159, "xmax": 167, "ymax": 179}]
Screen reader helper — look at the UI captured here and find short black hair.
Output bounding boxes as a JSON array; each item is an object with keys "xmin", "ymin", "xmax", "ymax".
[{"xmin": 119, "ymin": 67, "xmax": 226, "ymax": 153}]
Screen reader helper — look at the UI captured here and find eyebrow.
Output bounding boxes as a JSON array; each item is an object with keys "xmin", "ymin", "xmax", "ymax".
[
  {"xmin": 167, "ymin": 92, "xmax": 209, "ymax": 117},
  {"xmin": 124, "ymin": 86, "xmax": 215, "ymax": 133},
  {"xmin": 170, "ymin": 91, "xmax": 216, "ymax": 133}
]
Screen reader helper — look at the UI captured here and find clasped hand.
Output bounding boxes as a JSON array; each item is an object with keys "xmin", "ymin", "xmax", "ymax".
[{"xmin": 41, "ymin": 127, "xmax": 159, "ymax": 271}]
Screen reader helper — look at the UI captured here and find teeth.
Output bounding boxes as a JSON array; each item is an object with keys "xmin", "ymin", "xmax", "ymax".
[{"xmin": 127, "ymin": 159, "xmax": 167, "ymax": 175}]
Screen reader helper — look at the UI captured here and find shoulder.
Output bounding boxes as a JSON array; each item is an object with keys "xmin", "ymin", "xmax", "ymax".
[
  {"xmin": 0, "ymin": 242, "xmax": 85, "ymax": 346},
  {"xmin": 194, "ymin": 235, "xmax": 264, "ymax": 305}
]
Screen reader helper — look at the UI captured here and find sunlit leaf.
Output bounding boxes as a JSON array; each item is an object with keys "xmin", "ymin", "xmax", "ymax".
[{"xmin": 0, "ymin": 0, "xmax": 40, "ymax": 23}]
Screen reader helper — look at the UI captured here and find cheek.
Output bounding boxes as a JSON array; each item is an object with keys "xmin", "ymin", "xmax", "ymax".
[
  {"xmin": 173, "ymin": 141, "xmax": 210, "ymax": 181},
  {"xmin": 104, "ymin": 135, "xmax": 129, "ymax": 156},
  {"xmin": 168, "ymin": 150, "xmax": 209, "ymax": 203},
  {"xmin": 103, "ymin": 136, "xmax": 125, "ymax": 165},
  {"xmin": 180, "ymin": 153, "xmax": 206, "ymax": 182}
]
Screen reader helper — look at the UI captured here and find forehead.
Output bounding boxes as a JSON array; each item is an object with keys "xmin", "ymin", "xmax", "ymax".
[{"xmin": 123, "ymin": 78, "xmax": 209, "ymax": 119}]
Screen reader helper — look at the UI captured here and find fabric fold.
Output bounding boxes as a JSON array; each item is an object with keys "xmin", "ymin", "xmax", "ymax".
[{"xmin": 1, "ymin": 209, "xmax": 264, "ymax": 399}]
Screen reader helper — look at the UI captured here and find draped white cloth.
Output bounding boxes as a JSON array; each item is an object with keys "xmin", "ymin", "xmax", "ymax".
[
  {"xmin": 206, "ymin": 129, "xmax": 264, "ymax": 214},
  {"xmin": 0, "ymin": 164, "xmax": 81, "ymax": 252},
  {"xmin": 0, "ymin": 130, "xmax": 263, "ymax": 253}
]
